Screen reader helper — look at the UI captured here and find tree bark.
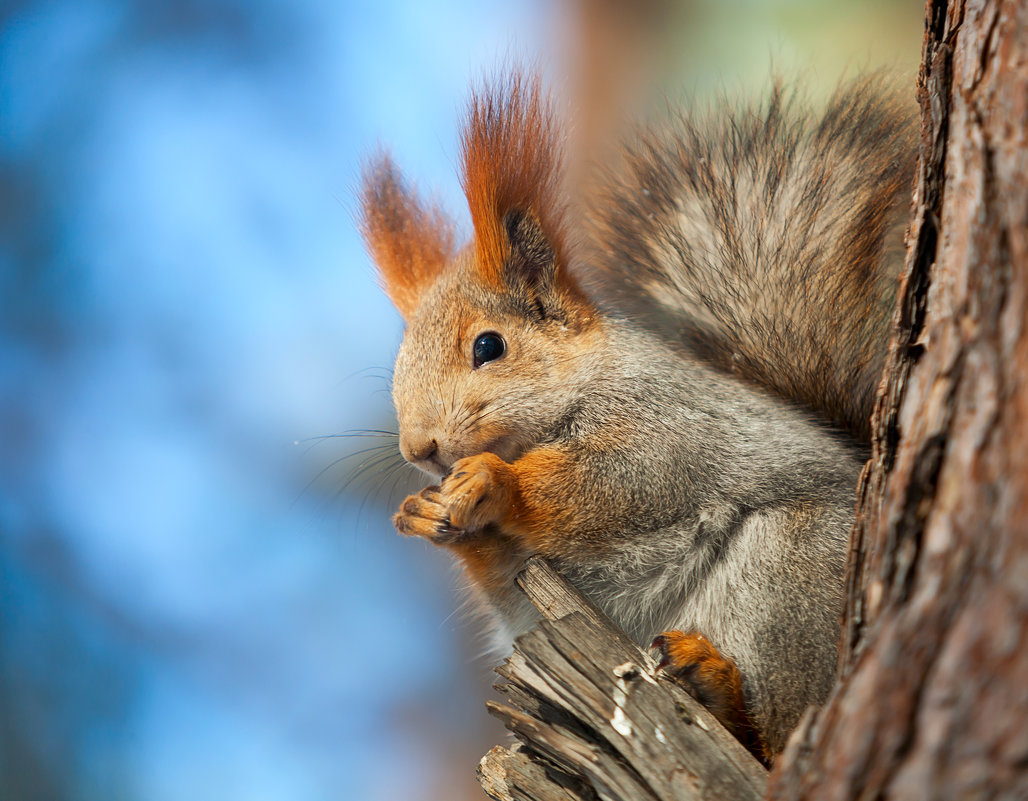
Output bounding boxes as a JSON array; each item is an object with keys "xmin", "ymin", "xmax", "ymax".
[{"xmin": 768, "ymin": 1, "xmax": 1028, "ymax": 799}]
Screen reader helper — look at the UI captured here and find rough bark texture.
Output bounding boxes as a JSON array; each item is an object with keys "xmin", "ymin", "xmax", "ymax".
[
  {"xmin": 768, "ymin": 1, "xmax": 1028, "ymax": 799},
  {"xmin": 479, "ymin": 558, "xmax": 768, "ymax": 801}
]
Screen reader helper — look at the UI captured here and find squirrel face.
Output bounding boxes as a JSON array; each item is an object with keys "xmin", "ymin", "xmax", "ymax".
[
  {"xmin": 361, "ymin": 76, "xmax": 592, "ymax": 478},
  {"xmin": 392, "ymin": 250, "xmax": 598, "ymax": 479}
]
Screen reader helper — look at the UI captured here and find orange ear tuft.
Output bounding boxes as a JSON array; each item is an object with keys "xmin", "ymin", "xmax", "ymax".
[
  {"xmin": 359, "ymin": 154, "xmax": 456, "ymax": 319},
  {"xmin": 460, "ymin": 71, "xmax": 571, "ymax": 289}
]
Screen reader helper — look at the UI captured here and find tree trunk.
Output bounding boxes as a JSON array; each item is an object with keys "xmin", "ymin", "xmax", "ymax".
[{"xmin": 768, "ymin": 1, "xmax": 1028, "ymax": 799}]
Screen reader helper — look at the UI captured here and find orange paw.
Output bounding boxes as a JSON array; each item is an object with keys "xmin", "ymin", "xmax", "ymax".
[
  {"xmin": 393, "ymin": 486, "xmax": 465, "ymax": 543},
  {"xmin": 438, "ymin": 452, "xmax": 515, "ymax": 532},
  {"xmin": 653, "ymin": 630, "xmax": 765, "ymax": 761},
  {"xmin": 393, "ymin": 481, "xmax": 528, "ymax": 598}
]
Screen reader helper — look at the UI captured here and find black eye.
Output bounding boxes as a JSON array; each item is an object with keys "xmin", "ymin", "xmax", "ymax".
[{"xmin": 472, "ymin": 332, "xmax": 506, "ymax": 368}]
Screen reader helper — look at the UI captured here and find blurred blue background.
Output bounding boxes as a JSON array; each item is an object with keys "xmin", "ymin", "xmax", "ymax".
[{"xmin": 0, "ymin": 2, "xmax": 920, "ymax": 799}]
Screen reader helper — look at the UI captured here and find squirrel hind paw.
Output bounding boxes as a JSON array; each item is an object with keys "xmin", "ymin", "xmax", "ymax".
[
  {"xmin": 652, "ymin": 631, "xmax": 739, "ymax": 713},
  {"xmin": 652, "ymin": 630, "xmax": 769, "ymax": 763}
]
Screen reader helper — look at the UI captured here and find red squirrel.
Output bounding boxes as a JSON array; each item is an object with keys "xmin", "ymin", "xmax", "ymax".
[{"xmin": 359, "ymin": 71, "xmax": 915, "ymax": 759}]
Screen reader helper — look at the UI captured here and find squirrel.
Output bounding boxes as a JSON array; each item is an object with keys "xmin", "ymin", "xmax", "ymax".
[{"xmin": 359, "ymin": 71, "xmax": 916, "ymax": 760}]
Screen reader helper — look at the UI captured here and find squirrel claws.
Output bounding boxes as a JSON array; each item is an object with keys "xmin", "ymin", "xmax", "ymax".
[
  {"xmin": 432, "ymin": 519, "xmax": 467, "ymax": 544},
  {"xmin": 439, "ymin": 453, "xmax": 513, "ymax": 532},
  {"xmin": 650, "ymin": 634, "xmax": 672, "ymax": 670},
  {"xmin": 393, "ymin": 453, "xmax": 515, "ymax": 542},
  {"xmin": 419, "ymin": 486, "xmax": 443, "ymax": 504},
  {"xmin": 394, "ymin": 485, "xmax": 465, "ymax": 542},
  {"xmin": 652, "ymin": 630, "xmax": 726, "ymax": 684}
]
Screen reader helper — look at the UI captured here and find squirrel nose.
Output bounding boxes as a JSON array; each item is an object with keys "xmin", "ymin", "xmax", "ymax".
[{"xmin": 402, "ymin": 437, "xmax": 438, "ymax": 465}]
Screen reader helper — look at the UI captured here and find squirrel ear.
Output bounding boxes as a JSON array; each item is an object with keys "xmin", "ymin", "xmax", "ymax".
[
  {"xmin": 460, "ymin": 71, "xmax": 590, "ymax": 318},
  {"xmin": 502, "ymin": 209, "xmax": 558, "ymax": 291},
  {"xmin": 359, "ymin": 154, "xmax": 456, "ymax": 320},
  {"xmin": 500, "ymin": 207, "xmax": 591, "ymax": 323}
]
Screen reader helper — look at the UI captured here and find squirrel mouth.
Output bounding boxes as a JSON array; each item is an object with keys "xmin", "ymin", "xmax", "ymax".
[
  {"xmin": 420, "ymin": 454, "xmax": 449, "ymax": 479},
  {"xmin": 421, "ymin": 436, "xmax": 523, "ymax": 479}
]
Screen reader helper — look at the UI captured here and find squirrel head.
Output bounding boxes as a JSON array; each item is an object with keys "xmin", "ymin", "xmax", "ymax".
[{"xmin": 360, "ymin": 72, "xmax": 597, "ymax": 478}]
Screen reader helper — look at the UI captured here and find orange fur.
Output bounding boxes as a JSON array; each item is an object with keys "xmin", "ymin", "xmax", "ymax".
[
  {"xmin": 447, "ymin": 530, "xmax": 529, "ymax": 600},
  {"xmin": 460, "ymin": 72, "xmax": 571, "ymax": 289},
  {"xmin": 499, "ymin": 447, "xmax": 579, "ymax": 551},
  {"xmin": 392, "ymin": 484, "xmax": 527, "ymax": 598},
  {"xmin": 394, "ymin": 448, "xmax": 585, "ymax": 600},
  {"xmin": 654, "ymin": 630, "xmax": 766, "ymax": 762},
  {"xmin": 437, "ymin": 448, "xmax": 579, "ymax": 555},
  {"xmin": 359, "ymin": 154, "xmax": 456, "ymax": 319}
]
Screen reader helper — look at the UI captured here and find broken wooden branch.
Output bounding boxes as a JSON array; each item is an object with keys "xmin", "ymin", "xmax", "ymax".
[{"xmin": 478, "ymin": 557, "xmax": 768, "ymax": 801}]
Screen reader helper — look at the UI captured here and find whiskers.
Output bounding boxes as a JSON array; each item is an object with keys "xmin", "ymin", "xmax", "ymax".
[
  {"xmin": 472, "ymin": 396, "xmax": 522, "ymax": 427},
  {"xmin": 340, "ymin": 364, "xmax": 395, "ymax": 400},
  {"xmin": 293, "ymin": 428, "xmax": 422, "ymax": 531}
]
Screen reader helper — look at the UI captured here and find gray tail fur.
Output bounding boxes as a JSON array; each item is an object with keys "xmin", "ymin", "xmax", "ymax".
[{"xmin": 585, "ymin": 77, "xmax": 918, "ymax": 440}]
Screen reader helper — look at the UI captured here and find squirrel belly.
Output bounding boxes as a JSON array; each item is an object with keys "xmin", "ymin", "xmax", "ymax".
[{"xmin": 359, "ymin": 70, "xmax": 915, "ymax": 757}]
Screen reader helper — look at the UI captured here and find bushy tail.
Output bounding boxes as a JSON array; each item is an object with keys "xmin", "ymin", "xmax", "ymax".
[{"xmin": 586, "ymin": 78, "xmax": 917, "ymax": 440}]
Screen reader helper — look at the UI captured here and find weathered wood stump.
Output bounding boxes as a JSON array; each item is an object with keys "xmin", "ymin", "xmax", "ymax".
[{"xmin": 478, "ymin": 557, "xmax": 768, "ymax": 801}]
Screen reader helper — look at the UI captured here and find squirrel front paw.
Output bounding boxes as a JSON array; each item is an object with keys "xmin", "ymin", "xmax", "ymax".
[
  {"xmin": 393, "ymin": 486, "xmax": 465, "ymax": 544},
  {"xmin": 652, "ymin": 630, "xmax": 766, "ymax": 762},
  {"xmin": 393, "ymin": 453, "xmax": 516, "ymax": 543},
  {"xmin": 438, "ymin": 452, "xmax": 515, "ymax": 532}
]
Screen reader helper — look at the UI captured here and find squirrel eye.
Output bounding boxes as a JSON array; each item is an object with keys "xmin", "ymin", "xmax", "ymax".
[{"xmin": 472, "ymin": 332, "xmax": 506, "ymax": 368}]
